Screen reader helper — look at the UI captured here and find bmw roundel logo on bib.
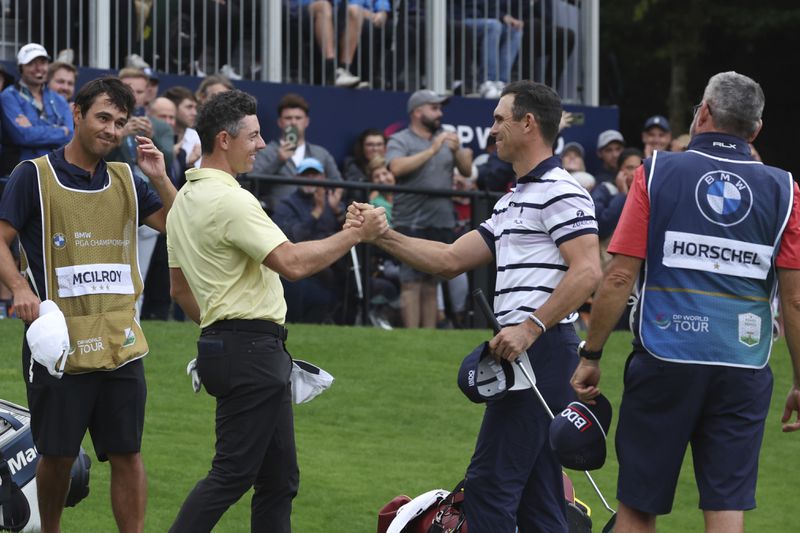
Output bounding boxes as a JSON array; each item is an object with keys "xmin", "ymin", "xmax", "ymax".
[
  {"xmin": 695, "ymin": 171, "xmax": 753, "ymax": 226},
  {"xmin": 52, "ymin": 233, "xmax": 66, "ymax": 249}
]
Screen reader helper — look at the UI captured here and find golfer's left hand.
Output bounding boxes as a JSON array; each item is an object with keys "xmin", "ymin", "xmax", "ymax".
[
  {"xmin": 781, "ymin": 384, "xmax": 800, "ymax": 432},
  {"xmin": 489, "ymin": 322, "xmax": 539, "ymax": 362}
]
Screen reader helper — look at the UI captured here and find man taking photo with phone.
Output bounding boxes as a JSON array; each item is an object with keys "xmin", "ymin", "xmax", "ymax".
[{"xmin": 251, "ymin": 93, "xmax": 342, "ymax": 212}]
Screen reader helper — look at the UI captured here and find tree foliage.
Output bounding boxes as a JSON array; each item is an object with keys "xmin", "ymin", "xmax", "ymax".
[{"xmin": 600, "ymin": 0, "xmax": 800, "ymax": 167}]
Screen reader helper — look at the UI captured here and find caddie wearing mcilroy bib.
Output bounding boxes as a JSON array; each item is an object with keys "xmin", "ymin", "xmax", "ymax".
[
  {"xmin": 0, "ymin": 77, "xmax": 176, "ymax": 532},
  {"xmin": 26, "ymin": 156, "xmax": 149, "ymax": 372},
  {"xmin": 571, "ymin": 72, "xmax": 800, "ymax": 533}
]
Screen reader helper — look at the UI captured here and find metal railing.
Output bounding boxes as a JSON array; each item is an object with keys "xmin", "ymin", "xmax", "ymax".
[
  {"xmin": 0, "ymin": 0, "xmax": 598, "ymax": 104},
  {"xmin": 242, "ymin": 172, "xmax": 504, "ymax": 327}
]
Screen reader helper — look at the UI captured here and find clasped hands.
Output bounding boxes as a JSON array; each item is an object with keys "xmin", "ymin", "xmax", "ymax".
[{"xmin": 344, "ymin": 202, "xmax": 389, "ymax": 242}]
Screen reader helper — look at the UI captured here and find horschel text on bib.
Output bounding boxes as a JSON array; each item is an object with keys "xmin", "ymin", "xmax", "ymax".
[
  {"xmin": 55, "ymin": 263, "xmax": 135, "ymax": 297},
  {"xmin": 663, "ymin": 231, "xmax": 773, "ymax": 280}
]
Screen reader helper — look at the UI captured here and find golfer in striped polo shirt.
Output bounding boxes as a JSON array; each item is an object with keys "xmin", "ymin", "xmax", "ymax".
[{"xmin": 347, "ymin": 80, "xmax": 601, "ymax": 532}]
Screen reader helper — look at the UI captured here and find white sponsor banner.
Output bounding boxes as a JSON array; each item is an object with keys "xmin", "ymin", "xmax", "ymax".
[
  {"xmin": 663, "ymin": 231, "xmax": 773, "ymax": 279},
  {"xmin": 56, "ymin": 263, "xmax": 134, "ymax": 297}
]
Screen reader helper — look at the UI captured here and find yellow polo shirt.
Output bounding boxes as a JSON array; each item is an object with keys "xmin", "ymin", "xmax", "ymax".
[{"xmin": 167, "ymin": 167, "xmax": 288, "ymax": 327}]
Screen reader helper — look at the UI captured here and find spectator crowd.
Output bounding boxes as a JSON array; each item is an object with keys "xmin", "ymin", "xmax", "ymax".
[{"xmin": 0, "ymin": 38, "xmax": 754, "ymax": 332}]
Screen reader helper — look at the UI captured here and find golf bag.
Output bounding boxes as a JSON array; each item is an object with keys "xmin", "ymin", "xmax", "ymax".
[
  {"xmin": 377, "ymin": 479, "xmax": 466, "ymax": 533},
  {"xmin": 377, "ymin": 473, "xmax": 592, "ymax": 533},
  {"xmin": 0, "ymin": 400, "xmax": 91, "ymax": 532}
]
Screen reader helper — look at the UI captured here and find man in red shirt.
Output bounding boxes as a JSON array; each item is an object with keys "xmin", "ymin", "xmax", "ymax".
[{"xmin": 571, "ymin": 71, "xmax": 800, "ymax": 533}]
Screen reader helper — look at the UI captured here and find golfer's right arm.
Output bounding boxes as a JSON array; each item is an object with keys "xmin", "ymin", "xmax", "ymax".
[
  {"xmin": 372, "ymin": 228, "xmax": 493, "ymax": 280},
  {"xmin": 264, "ymin": 207, "xmax": 388, "ymax": 281},
  {"xmin": 0, "ymin": 220, "xmax": 39, "ymax": 322}
]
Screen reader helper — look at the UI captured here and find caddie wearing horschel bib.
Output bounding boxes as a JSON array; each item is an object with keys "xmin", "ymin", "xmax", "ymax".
[
  {"xmin": 571, "ymin": 72, "xmax": 800, "ymax": 533},
  {"xmin": 638, "ymin": 145, "xmax": 792, "ymax": 367},
  {"xmin": 0, "ymin": 77, "xmax": 176, "ymax": 533}
]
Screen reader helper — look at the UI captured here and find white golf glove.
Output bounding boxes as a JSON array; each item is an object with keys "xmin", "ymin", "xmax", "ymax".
[{"xmin": 186, "ymin": 358, "xmax": 202, "ymax": 393}]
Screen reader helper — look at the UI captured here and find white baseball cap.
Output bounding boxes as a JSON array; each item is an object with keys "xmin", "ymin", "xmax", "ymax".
[
  {"xmin": 26, "ymin": 300, "xmax": 70, "ymax": 379},
  {"xmin": 17, "ymin": 43, "xmax": 50, "ymax": 65},
  {"xmin": 596, "ymin": 129, "xmax": 625, "ymax": 150},
  {"xmin": 290, "ymin": 359, "xmax": 334, "ymax": 404}
]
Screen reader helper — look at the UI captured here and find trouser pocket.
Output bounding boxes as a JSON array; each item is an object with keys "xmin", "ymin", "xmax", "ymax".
[{"xmin": 197, "ymin": 337, "xmax": 230, "ymax": 397}]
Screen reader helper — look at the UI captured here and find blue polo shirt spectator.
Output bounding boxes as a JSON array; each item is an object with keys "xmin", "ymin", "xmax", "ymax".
[
  {"xmin": 0, "ymin": 43, "xmax": 73, "ymax": 176},
  {"xmin": 0, "ymin": 147, "xmax": 162, "ymax": 296}
]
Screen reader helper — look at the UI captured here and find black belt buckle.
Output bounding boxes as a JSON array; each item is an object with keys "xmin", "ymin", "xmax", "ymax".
[{"xmin": 272, "ymin": 323, "xmax": 289, "ymax": 342}]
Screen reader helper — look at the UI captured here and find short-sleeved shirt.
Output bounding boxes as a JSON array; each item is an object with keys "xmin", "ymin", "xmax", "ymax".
[
  {"xmin": 609, "ymin": 165, "xmax": 800, "ymax": 269},
  {"xmin": 385, "ymin": 127, "xmax": 457, "ymax": 229},
  {"xmin": 166, "ymin": 167, "xmax": 289, "ymax": 327},
  {"xmin": 0, "ymin": 147, "xmax": 162, "ymax": 295},
  {"xmin": 478, "ymin": 156, "xmax": 598, "ymax": 326}
]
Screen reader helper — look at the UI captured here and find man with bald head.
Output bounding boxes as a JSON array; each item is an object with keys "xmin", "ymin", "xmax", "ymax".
[
  {"xmin": 163, "ymin": 86, "xmax": 201, "ymax": 170},
  {"xmin": 149, "ymin": 97, "xmax": 177, "ymax": 130},
  {"xmin": 148, "ymin": 96, "xmax": 182, "ymax": 183}
]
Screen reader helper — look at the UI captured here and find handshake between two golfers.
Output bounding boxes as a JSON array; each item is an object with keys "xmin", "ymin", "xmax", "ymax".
[{"xmin": 345, "ymin": 201, "xmax": 540, "ymax": 362}]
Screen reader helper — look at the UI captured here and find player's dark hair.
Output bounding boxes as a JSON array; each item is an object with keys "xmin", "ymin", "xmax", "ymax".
[{"xmin": 195, "ymin": 89, "xmax": 257, "ymax": 155}]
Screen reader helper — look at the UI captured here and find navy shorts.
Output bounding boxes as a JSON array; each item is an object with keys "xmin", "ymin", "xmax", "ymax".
[
  {"xmin": 394, "ymin": 226, "xmax": 454, "ymax": 283},
  {"xmin": 615, "ymin": 351, "xmax": 773, "ymax": 514},
  {"xmin": 23, "ymin": 340, "xmax": 147, "ymax": 461}
]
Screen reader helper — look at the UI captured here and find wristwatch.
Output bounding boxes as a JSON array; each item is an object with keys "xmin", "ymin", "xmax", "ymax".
[{"xmin": 577, "ymin": 340, "xmax": 603, "ymax": 360}]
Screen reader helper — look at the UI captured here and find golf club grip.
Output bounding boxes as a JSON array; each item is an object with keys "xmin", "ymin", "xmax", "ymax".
[{"xmin": 472, "ymin": 289, "xmax": 501, "ymax": 334}]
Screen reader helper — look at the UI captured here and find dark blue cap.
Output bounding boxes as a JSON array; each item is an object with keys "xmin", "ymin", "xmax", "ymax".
[
  {"xmin": 643, "ymin": 115, "xmax": 670, "ymax": 132},
  {"xmin": 549, "ymin": 394, "xmax": 612, "ymax": 471},
  {"xmin": 457, "ymin": 342, "xmax": 514, "ymax": 403}
]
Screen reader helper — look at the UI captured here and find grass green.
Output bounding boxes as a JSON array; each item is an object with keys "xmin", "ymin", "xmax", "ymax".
[{"xmin": 1, "ymin": 320, "xmax": 798, "ymax": 532}]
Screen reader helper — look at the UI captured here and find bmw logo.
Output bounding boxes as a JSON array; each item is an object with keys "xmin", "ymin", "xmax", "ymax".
[
  {"xmin": 694, "ymin": 171, "xmax": 752, "ymax": 227},
  {"xmin": 53, "ymin": 233, "xmax": 66, "ymax": 249}
]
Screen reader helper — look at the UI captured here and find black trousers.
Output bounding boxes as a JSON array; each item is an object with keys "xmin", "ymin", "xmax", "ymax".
[{"xmin": 169, "ymin": 321, "xmax": 298, "ymax": 533}]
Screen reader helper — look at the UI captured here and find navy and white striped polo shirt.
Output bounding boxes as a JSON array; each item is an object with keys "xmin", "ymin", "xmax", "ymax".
[{"xmin": 479, "ymin": 156, "xmax": 598, "ymax": 326}]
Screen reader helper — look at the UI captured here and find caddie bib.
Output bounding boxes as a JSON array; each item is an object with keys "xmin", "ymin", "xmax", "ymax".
[
  {"xmin": 636, "ymin": 142, "xmax": 792, "ymax": 368},
  {"xmin": 27, "ymin": 155, "xmax": 148, "ymax": 373}
]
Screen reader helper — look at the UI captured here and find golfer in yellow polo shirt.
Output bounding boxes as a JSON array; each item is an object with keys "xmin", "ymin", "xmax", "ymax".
[{"xmin": 165, "ymin": 90, "xmax": 387, "ymax": 532}]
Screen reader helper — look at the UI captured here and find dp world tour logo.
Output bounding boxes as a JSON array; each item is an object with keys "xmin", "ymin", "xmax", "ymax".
[
  {"xmin": 654, "ymin": 313, "xmax": 671, "ymax": 329},
  {"xmin": 695, "ymin": 171, "xmax": 753, "ymax": 227}
]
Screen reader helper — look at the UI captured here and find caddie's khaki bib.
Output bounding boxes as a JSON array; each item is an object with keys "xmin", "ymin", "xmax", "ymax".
[{"xmin": 27, "ymin": 155, "xmax": 149, "ymax": 373}]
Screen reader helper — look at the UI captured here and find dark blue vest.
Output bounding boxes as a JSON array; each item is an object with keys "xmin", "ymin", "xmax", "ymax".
[{"xmin": 636, "ymin": 133, "xmax": 793, "ymax": 367}]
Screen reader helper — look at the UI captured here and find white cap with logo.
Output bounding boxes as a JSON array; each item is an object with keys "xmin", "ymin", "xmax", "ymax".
[
  {"xmin": 26, "ymin": 300, "xmax": 70, "ymax": 379},
  {"xmin": 17, "ymin": 43, "xmax": 50, "ymax": 65}
]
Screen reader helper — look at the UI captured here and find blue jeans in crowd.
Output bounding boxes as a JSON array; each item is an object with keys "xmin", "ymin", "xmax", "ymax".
[{"xmin": 462, "ymin": 18, "xmax": 523, "ymax": 83}]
